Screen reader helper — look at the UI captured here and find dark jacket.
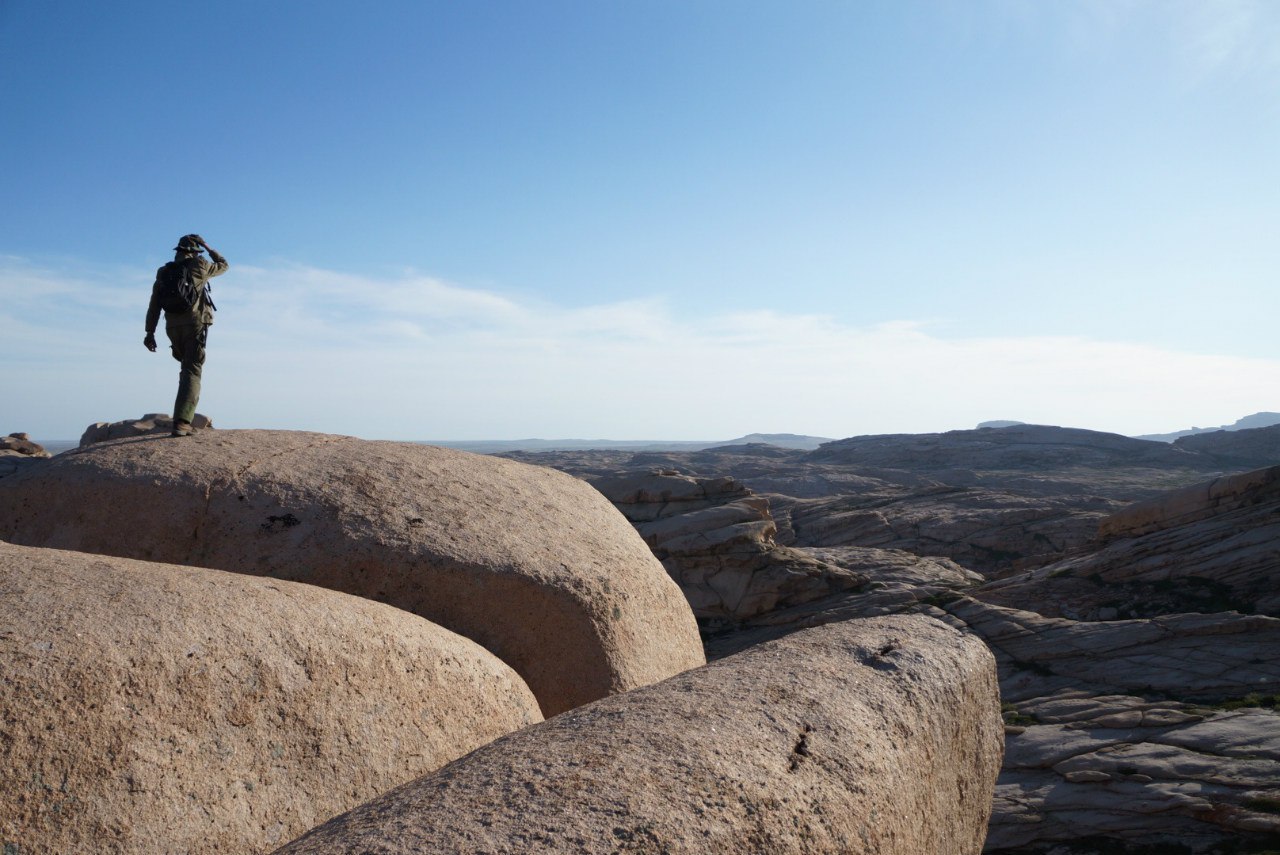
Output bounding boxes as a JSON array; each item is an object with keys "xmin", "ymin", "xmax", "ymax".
[{"xmin": 145, "ymin": 250, "xmax": 229, "ymax": 333}]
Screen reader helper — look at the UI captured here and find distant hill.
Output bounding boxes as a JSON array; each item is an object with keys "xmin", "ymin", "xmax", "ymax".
[
  {"xmin": 804, "ymin": 423, "xmax": 1215, "ymax": 472},
  {"xmin": 424, "ymin": 432, "xmax": 832, "ymax": 454},
  {"xmin": 1136, "ymin": 412, "xmax": 1280, "ymax": 443}
]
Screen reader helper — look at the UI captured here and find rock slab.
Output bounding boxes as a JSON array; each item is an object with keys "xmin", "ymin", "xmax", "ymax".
[
  {"xmin": 274, "ymin": 614, "xmax": 1003, "ymax": 855},
  {"xmin": 0, "ymin": 430, "xmax": 705, "ymax": 716},
  {"xmin": 592, "ymin": 470, "xmax": 868, "ymax": 620},
  {"xmin": 0, "ymin": 541, "xmax": 542, "ymax": 855}
]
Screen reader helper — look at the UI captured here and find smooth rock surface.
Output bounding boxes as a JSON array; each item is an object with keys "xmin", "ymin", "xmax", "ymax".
[
  {"xmin": 274, "ymin": 615, "xmax": 1004, "ymax": 855},
  {"xmin": 0, "ymin": 430, "xmax": 704, "ymax": 716},
  {"xmin": 0, "ymin": 541, "xmax": 541, "ymax": 855}
]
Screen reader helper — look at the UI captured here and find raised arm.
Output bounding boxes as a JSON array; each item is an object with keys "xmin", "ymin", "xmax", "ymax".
[{"xmin": 194, "ymin": 234, "xmax": 229, "ymax": 277}]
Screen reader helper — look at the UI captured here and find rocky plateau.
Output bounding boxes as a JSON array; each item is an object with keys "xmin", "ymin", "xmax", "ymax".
[
  {"xmin": 504, "ymin": 422, "xmax": 1280, "ymax": 854},
  {"xmin": 3, "ymin": 417, "xmax": 1279, "ymax": 853}
]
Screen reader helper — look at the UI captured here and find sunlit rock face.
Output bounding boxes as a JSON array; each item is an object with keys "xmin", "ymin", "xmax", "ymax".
[
  {"xmin": 0, "ymin": 541, "xmax": 542, "ymax": 855},
  {"xmin": 274, "ymin": 615, "xmax": 1003, "ymax": 855},
  {"xmin": 0, "ymin": 429, "xmax": 705, "ymax": 716}
]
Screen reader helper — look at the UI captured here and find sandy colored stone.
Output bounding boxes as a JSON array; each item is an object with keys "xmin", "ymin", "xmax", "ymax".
[
  {"xmin": 0, "ymin": 430, "xmax": 704, "ymax": 716},
  {"xmin": 0, "ymin": 433, "xmax": 49, "ymax": 458},
  {"xmin": 0, "ymin": 540, "xmax": 541, "ymax": 855},
  {"xmin": 79, "ymin": 413, "xmax": 215, "ymax": 446},
  {"xmin": 274, "ymin": 615, "xmax": 1003, "ymax": 855}
]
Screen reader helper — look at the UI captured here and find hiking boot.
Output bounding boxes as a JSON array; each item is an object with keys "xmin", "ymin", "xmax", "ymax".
[{"xmin": 171, "ymin": 420, "xmax": 194, "ymax": 437}]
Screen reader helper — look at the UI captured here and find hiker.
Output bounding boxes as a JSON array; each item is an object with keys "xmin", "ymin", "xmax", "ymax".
[{"xmin": 144, "ymin": 234, "xmax": 229, "ymax": 437}]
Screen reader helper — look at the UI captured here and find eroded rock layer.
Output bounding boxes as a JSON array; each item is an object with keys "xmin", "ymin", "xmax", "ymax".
[{"xmin": 591, "ymin": 470, "xmax": 867, "ymax": 620}]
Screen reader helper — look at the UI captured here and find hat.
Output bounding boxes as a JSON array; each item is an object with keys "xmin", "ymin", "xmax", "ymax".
[{"xmin": 173, "ymin": 234, "xmax": 203, "ymax": 252}]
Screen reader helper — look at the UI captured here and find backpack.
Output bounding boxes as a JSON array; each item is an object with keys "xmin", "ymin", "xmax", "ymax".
[{"xmin": 156, "ymin": 256, "xmax": 210, "ymax": 314}]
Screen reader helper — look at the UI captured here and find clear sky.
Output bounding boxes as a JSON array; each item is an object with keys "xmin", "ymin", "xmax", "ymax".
[{"xmin": 3, "ymin": 1, "xmax": 1278, "ymax": 441}]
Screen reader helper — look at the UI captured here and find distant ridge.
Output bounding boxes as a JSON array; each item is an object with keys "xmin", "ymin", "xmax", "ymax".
[
  {"xmin": 1136, "ymin": 411, "xmax": 1280, "ymax": 443},
  {"xmin": 423, "ymin": 433, "xmax": 833, "ymax": 454}
]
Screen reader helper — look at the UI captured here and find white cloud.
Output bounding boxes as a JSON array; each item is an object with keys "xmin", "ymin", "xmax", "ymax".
[{"xmin": 2, "ymin": 258, "xmax": 1278, "ymax": 441}]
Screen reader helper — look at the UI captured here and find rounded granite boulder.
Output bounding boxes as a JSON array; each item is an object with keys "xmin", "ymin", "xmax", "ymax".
[
  {"xmin": 273, "ymin": 614, "xmax": 1004, "ymax": 855},
  {"xmin": 0, "ymin": 430, "xmax": 705, "ymax": 715},
  {"xmin": 0, "ymin": 540, "xmax": 542, "ymax": 855}
]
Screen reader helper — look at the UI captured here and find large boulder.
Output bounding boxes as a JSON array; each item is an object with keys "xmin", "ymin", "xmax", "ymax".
[
  {"xmin": 274, "ymin": 615, "xmax": 1003, "ymax": 855},
  {"xmin": 0, "ymin": 432, "xmax": 49, "ymax": 458},
  {"xmin": 0, "ymin": 432, "xmax": 50, "ymax": 480},
  {"xmin": 0, "ymin": 430, "xmax": 704, "ymax": 716},
  {"xmin": 0, "ymin": 541, "xmax": 541, "ymax": 855}
]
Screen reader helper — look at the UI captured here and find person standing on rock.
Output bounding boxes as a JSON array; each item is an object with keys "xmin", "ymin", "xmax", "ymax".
[{"xmin": 143, "ymin": 234, "xmax": 228, "ymax": 437}]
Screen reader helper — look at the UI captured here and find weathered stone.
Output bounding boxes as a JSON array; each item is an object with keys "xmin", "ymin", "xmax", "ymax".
[
  {"xmin": 1099, "ymin": 465, "xmax": 1280, "ymax": 540},
  {"xmin": 0, "ymin": 430, "xmax": 704, "ymax": 716},
  {"xmin": 0, "ymin": 433, "xmax": 51, "ymax": 480},
  {"xmin": 932, "ymin": 598, "xmax": 1280, "ymax": 704},
  {"xmin": 78, "ymin": 413, "xmax": 215, "ymax": 447},
  {"xmin": 591, "ymin": 470, "xmax": 868, "ymax": 621},
  {"xmin": 980, "ymin": 465, "xmax": 1280, "ymax": 619},
  {"xmin": 779, "ymin": 486, "xmax": 1117, "ymax": 577},
  {"xmin": 0, "ymin": 541, "xmax": 541, "ymax": 855},
  {"xmin": 0, "ymin": 433, "xmax": 49, "ymax": 458},
  {"xmin": 489, "ymin": 428, "xmax": 1280, "ymax": 853},
  {"xmin": 274, "ymin": 615, "xmax": 1003, "ymax": 855},
  {"xmin": 989, "ymin": 703, "xmax": 1280, "ymax": 851}
]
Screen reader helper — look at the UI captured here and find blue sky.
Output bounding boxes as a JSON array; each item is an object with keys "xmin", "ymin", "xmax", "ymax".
[{"xmin": 2, "ymin": 1, "xmax": 1278, "ymax": 441}]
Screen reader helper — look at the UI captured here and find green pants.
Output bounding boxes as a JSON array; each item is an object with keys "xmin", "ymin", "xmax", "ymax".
[{"xmin": 166, "ymin": 323, "xmax": 208, "ymax": 425}]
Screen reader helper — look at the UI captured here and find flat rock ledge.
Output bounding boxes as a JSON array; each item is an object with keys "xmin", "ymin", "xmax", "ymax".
[
  {"xmin": 990, "ymin": 696, "xmax": 1280, "ymax": 852},
  {"xmin": 0, "ymin": 541, "xmax": 542, "ymax": 855},
  {"xmin": 274, "ymin": 614, "xmax": 1003, "ymax": 855},
  {"xmin": 0, "ymin": 430, "xmax": 705, "ymax": 716}
]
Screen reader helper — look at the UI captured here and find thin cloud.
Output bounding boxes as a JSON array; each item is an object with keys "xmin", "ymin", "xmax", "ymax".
[
  {"xmin": 1174, "ymin": 0, "xmax": 1280, "ymax": 77},
  {"xmin": 2, "ymin": 258, "xmax": 1278, "ymax": 440}
]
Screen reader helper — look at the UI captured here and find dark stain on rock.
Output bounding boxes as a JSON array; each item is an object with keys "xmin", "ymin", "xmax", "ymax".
[
  {"xmin": 261, "ymin": 513, "xmax": 301, "ymax": 532},
  {"xmin": 789, "ymin": 724, "xmax": 813, "ymax": 771}
]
